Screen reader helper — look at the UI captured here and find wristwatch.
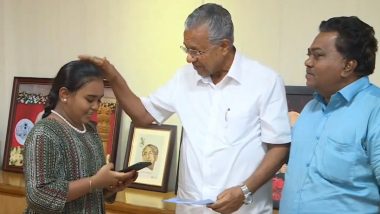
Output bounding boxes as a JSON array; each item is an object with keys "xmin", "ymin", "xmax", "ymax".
[{"xmin": 240, "ymin": 184, "xmax": 253, "ymax": 204}]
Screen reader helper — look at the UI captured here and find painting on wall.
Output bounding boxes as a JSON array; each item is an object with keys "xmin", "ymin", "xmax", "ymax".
[
  {"xmin": 90, "ymin": 85, "xmax": 122, "ymax": 166},
  {"xmin": 2, "ymin": 77, "xmax": 121, "ymax": 173},
  {"xmin": 124, "ymin": 122, "xmax": 177, "ymax": 192}
]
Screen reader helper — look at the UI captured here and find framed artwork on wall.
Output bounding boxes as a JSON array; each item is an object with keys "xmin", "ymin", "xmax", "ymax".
[
  {"xmin": 2, "ymin": 77, "xmax": 121, "ymax": 173},
  {"xmin": 124, "ymin": 122, "xmax": 177, "ymax": 192},
  {"xmin": 3, "ymin": 77, "xmax": 52, "ymax": 173},
  {"xmin": 90, "ymin": 83, "xmax": 122, "ymax": 166},
  {"xmin": 272, "ymin": 85, "xmax": 314, "ymax": 209}
]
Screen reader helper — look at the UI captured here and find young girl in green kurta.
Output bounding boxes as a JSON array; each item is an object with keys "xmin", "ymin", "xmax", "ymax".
[{"xmin": 24, "ymin": 60, "xmax": 137, "ymax": 213}]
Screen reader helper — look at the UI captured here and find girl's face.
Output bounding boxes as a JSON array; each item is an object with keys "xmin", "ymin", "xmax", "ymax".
[{"xmin": 65, "ymin": 78, "xmax": 104, "ymax": 126}]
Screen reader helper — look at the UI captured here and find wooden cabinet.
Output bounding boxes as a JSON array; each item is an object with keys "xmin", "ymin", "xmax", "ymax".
[
  {"xmin": 105, "ymin": 188, "xmax": 175, "ymax": 214},
  {"xmin": 0, "ymin": 170, "xmax": 175, "ymax": 214},
  {"xmin": 0, "ymin": 171, "xmax": 279, "ymax": 214},
  {"xmin": 0, "ymin": 171, "xmax": 27, "ymax": 214}
]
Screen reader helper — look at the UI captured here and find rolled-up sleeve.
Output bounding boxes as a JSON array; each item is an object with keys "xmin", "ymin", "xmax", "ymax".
[
  {"xmin": 259, "ymin": 75, "xmax": 291, "ymax": 144},
  {"xmin": 140, "ymin": 71, "xmax": 180, "ymax": 124}
]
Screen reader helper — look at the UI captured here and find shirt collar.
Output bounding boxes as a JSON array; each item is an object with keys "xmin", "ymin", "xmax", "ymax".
[
  {"xmin": 314, "ymin": 76, "xmax": 371, "ymax": 104},
  {"xmin": 225, "ymin": 50, "xmax": 242, "ymax": 84},
  {"xmin": 197, "ymin": 48, "xmax": 242, "ymax": 85},
  {"xmin": 339, "ymin": 76, "xmax": 371, "ymax": 101}
]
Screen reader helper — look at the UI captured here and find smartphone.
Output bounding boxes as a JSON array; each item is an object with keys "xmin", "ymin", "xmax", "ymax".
[{"xmin": 118, "ymin": 161, "xmax": 152, "ymax": 173}]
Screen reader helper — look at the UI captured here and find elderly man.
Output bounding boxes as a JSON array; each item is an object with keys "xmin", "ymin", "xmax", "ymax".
[{"xmin": 82, "ymin": 3, "xmax": 290, "ymax": 213}]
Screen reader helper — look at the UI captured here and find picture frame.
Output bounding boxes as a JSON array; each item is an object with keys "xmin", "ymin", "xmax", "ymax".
[
  {"xmin": 272, "ymin": 85, "xmax": 314, "ymax": 209},
  {"xmin": 2, "ymin": 77, "xmax": 121, "ymax": 173},
  {"xmin": 124, "ymin": 122, "xmax": 177, "ymax": 192},
  {"xmin": 91, "ymin": 82, "xmax": 122, "ymax": 166}
]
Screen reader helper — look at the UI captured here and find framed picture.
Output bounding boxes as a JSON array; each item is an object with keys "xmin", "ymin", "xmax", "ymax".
[
  {"xmin": 124, "ymin": 122, "xmax": 177, "ymax": 192},
  {"xmin": 3, "ymin": 77, "xmax": 52, "ymax": 173},
  {"xmin": 90, "ymin": 82, "xmax": 122, "ymax": 166},
  {"xmin": 272, "ymin": 86, "xmax": 314, "ymax": 209},
  {"xmin": 2, "ymin": 77, "xmax": 121, "ymax": 173}
]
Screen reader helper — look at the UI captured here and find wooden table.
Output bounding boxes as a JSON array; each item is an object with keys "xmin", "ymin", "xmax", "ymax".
[
  {"xmin": 0, "ymin": 170, "xmax": 279, "ymax": 214},
  {"xmin": 0, "ymin": 170, "xmax": 175, "ymax": 214},
  {"xmin": 106, "ymin": 188, "xmax": 175, "ymax": 214}
]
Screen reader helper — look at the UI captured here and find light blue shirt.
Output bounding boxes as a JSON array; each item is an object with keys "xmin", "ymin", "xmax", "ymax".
[{"xmin": 280, "ymin": 76, "xmax": 380, "ymax": 214}]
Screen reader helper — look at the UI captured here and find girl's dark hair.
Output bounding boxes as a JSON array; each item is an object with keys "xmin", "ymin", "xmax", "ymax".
[{"xmin": 42, "ymin": 60, "xmax": 103, "ymax": 118}]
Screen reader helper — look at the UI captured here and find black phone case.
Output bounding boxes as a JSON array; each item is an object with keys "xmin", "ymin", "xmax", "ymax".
[{"xmin": 119, "ymin": 161, "xmax": 152, "ymax": 173}]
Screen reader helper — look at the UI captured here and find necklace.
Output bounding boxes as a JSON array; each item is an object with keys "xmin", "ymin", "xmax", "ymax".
[{"xmin": 51, "ymin": 110, "xmax": 87, "ymax": 134}]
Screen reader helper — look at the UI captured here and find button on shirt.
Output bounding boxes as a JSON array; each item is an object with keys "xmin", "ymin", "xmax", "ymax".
[
  {"xmin": 280, "ymin": 77, "xmax": 380, "ymax": 214},
  {"xmin": 142, "ymin": 52, "xmax": 291, "ymax": 213}
]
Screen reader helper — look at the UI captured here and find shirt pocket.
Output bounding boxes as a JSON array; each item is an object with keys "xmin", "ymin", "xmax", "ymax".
[
  {"xmin": 318, "ymin": 136, "xmax": 355, "ymax": 184},
  {"xmin": 224, "ymin": 110, "xmax": 256, "ymax": 146}
]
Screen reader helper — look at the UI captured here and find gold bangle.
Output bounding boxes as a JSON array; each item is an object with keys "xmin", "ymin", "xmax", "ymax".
[{"xmin": 89, "ymin": 177, "xmax": 93, "ymax": 193}]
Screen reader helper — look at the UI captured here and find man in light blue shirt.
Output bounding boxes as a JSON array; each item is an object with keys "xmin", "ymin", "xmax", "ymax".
[{"xmin": 280, "ymin": 16, "xmax": 380, "ymax": 214}]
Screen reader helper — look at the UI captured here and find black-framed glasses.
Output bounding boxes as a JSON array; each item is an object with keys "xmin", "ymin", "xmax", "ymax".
[{"xmin": 180, "ymin": 45, "xmax": 210, "ymax": 57}]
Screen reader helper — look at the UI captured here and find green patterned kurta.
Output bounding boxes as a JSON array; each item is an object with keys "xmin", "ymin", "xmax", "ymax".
[{"xmin": 24, "ymin": 118, "xmax": 106, "ymax": 214}]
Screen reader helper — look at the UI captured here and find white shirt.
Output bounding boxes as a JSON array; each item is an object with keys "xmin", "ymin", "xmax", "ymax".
[{"xmin": 142, "ymin": 52, "xmax": 291, "ymax": 213}]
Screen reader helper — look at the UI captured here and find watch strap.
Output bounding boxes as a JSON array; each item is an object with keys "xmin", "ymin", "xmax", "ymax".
[{"xmin": 240, "ymin": 184, "xmax": 253, "ymax": 204}]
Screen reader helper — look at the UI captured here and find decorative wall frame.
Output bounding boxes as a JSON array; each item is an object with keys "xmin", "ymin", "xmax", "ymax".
[
  {"xmin": 2, "ymin": 77, "xmax": 121, "ymax": 173},
  {"xmin": 272, "ymin": 86, "xmax": 314, "ymax": 209},
  {"xmin": 124, "ymin": 122, "xmax": 176, "ymax": 192},
  {"xmin": 3, "ymin": 77, "xmax": 52, "ymax": 172},
  {"xmin": 92, "ymin": 83, "xmax": 122, "ymax": 166}
]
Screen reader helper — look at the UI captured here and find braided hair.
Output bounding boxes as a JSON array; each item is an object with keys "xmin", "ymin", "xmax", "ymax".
[{"xmin": 42, "ymin": 60, "xmax": 103, "ymax": 118}]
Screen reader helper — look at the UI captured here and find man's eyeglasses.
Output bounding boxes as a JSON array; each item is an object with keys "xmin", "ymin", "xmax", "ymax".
[{"xmin": 180, "ymin": 46, "xmax": 209, "ymax": 57}]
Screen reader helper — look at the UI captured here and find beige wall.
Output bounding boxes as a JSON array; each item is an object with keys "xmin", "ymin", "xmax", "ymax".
[
  {"xmin": 213, "ymin": 0, "xmax": 380, "ymax": 85},
  {"xmin": 0, "ymin": 0, "xmax": 5, "ymax": 170},
  {"xmin": 1, "ymin": 0, "xmax": 380, "ymax": 190}
]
